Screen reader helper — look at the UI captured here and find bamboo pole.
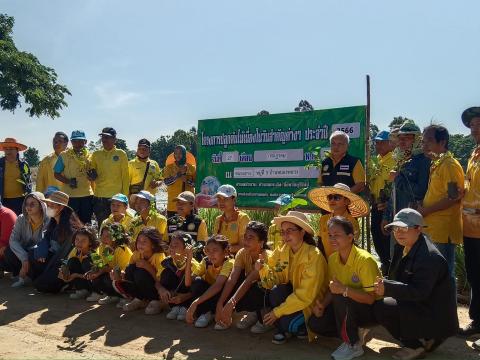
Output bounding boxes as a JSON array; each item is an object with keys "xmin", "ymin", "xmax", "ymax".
[{"xmin": 366, "ymin": 75, "xmax": 372, "ymax": 253}]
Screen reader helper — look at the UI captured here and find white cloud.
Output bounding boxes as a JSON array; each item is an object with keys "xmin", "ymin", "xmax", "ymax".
[{"xmin": 94, "ymin": 83, "xmax": 141, "ymax": 109}]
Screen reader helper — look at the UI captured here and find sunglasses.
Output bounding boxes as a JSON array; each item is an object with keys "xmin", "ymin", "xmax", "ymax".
[{"xmin": 327, "ymin": 194, "xmax": 344, "ymax": 201}]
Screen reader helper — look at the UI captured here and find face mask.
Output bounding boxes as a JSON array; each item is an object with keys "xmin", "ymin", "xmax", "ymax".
[{"xmin": 46, "ymin": 208, "xmax": 58, "ymax": 218}]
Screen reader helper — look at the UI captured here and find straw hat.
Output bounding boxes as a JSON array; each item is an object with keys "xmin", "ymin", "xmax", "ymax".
[
  {"xmin": 42, "ymin": 191, "xmax": 72, "ymax": 210},
  {"xmin": 308, "ymin": 183, "xmax": 369, "ymax": 218},
  {"xmin": 273, "ymin": 210, "xmax": 314, "ymax": 235},
  {"xmin": 0, "ymin": 138, "xmax": 28, "ymax": 151}
]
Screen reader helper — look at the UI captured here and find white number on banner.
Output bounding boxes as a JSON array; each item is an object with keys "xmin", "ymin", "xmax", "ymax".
[{"xmin": 332, "ymin": 122, "xmax": 360, "ymax": 138}]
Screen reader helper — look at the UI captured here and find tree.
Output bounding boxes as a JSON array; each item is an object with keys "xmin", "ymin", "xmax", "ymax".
[
  {"xmin": 115, "ymin": 138, "xmax": 135, "ymax": 159},
  {"xmin": 388, "ymin": 116, "xmax": 413, "ymax": 129},
  {"xmin": 150, "ymin": 128, "xmax": 198, "ymax": 166},
  {"xmin": 0, "ymin": 14, "xmax": 71, "ymax": 118},
  {"xmin": 449, "ymin": 134, "xmax": 476, "ymax": 170},
  {"xmin": 23, "ymin": 147, "xmax": 39, "ymax": 166}
]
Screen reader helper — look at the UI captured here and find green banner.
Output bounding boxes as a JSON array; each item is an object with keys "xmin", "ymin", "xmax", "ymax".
[{"xmin": 195, "ymin": 105, "xmax": 366, "ymax": 209}]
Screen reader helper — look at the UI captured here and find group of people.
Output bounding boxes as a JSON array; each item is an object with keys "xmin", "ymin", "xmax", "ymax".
[{"xmin": 0, "ymin": 106, "xmax": 478, "ymax": 360}]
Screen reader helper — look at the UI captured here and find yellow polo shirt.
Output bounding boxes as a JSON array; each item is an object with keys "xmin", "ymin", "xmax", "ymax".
[
  {"xmin": 369, "ymin": 152, "xmax": 396, "ymax": 201},
  {"xmin": 267, "ymin": 222, "xmax": 283, "ymax": 250},
  {"xmin": 3, "ymin": 161, "xmax": 23, "ymax": 198},
  {"xmin": 100, "ymin": 209, "xmax": 135, "ymax": 234},
  {"xmin": 129, "ymin": 250, "xmax": 166, "ymax": 279},
  {"xmin": 163, "ymin": 163, "xmax": 196, "ymax": 212},
  {"xmin": 55, "ymin": 149, "xmax": 93, "ymax": 197},
  {"xmin": 131, "ymin": 212, "xmax": 168, "ymax": 243},
  {"xmin": 318, "ymin": 211, "xmax": 360, "ymax": 258},
  {"xmin": 90, "ymin": 147, "xmax": 129, "ymax": 198},
  {"xmin": 328, "ymin": 245, "xmax": 380, "ymax": 295},
  {"xmin": 36, "ymin": 152, "xmax": 62, "ymax": 194},
  {"xmin": 96, "ymin": 244, "xmax": 132, "ymax": 270},
  {"xmin": 213, "ymin": 211, "xmax": 250, "ymax": 246},
  {"xmin": 128, "ymin": 157, "xmax": 162, "ymax": 195},
  {"xmin": 194, "ymin": 257, "xmax": 234, "ymax": 285},
  {"xmin": 234, "ymin": 248, "xmax": 272, "ymax": 276},
  {"xmin": 423, "ymin": 154, "xmax": 464, "ymax": 244},
  {"xmin": 463, "ymin": 147, "xmax": 480, "ymax": 239}
]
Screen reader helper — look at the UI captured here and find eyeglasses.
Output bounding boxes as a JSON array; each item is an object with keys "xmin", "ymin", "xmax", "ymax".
[
  {"xmin": 391, "ymin": 226, "xmax": 418, "ymax": 233},
  {"xmin": 280, "ymin": 228, "xmax": 300, "ymax": 236},
  {"xmin": 327, "ymin": 194, "xmax": 343, "ymax": 201}
]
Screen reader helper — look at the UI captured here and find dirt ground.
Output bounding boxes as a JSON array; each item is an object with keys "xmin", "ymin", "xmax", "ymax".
[{"xmin": 0, "ymin": 276, "xmax": 479, "ymax": 360}]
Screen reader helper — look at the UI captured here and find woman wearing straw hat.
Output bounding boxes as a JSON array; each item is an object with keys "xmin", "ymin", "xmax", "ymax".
[
  {"xmin": 256, "ymin": 211, "xmax": 328, "ymax": 345},
  {"xmin": 0, "ymin": 138, "xmax": 32, "ymax": 215},
  {"xmin": 28, "ymin": 191, "xmax": 77, "ymax": 293},
  {"xmin": 308, "ymin": 183, "xmax": 368, "ymax": 258}
]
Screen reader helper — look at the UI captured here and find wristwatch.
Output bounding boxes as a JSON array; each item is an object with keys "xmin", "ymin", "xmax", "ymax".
[{"xmin": 343, "ymin": 287, "xmax": 349, "ymax": 298}]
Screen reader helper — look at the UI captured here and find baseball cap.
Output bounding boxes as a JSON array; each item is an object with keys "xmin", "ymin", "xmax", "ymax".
[
  {"xmin": 111, "ymin": 193, "xmax": 129, "ymax": 205},
  {"xmin": 71, "ymin": 130, "xmax": 87, "ymax": 141},
  {"xmin": 215, "ymin": 184, "xmax": 237, "ymax": 198},
  {"xmin": 133, "ymin": 190, "xmax": 155, "ymax": 202},
  {"xmin": 173, "ymin": 191, "xmax": 195, "ymax": 203},
  {"xmin": 45, "ymin": 186, "xmax": 60, "ymax": 198},
  {"xmin": 374, "ymin": 130, "xmax": 390, "ymax": 141},
  {"xmin": 385, "ymin": 208, "xmax": 425, "ymax": 229},
  {"xmin": 98, "ymin": 127, "xmax": 117, "ymax": 137},
  {"xmin": 138, "ymin": 138, "xmax": 151, "ymax": 148}
]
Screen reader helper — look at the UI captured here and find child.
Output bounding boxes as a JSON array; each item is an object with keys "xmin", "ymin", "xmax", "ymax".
[
  {"xmin": 308, "ymin": 183, "xmax": 368, "ymax": 258},
  {"xmin": 156, "ymin": 231, "xmax": 201, "ymax": 321},
  {"xmin": 100, "ymin": 194, "xmax": 134, "ymax": 233},
  {"xmin": 113, "ymin": 226, "xmax": 168, "ymax": 315},
  {"xmin": 85, "ymin": 223, "xmax": 133, "ymax": 305},
  {"xmin": 58, "ymin": 226, "xmax": 98, "ymax": 299},
  {"xmin": 185, "ymin": 235, "xmax": 234, "ymax": 328}
]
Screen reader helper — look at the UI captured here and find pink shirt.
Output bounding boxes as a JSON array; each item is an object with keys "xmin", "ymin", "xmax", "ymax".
[{"xmin": 0, "ymin": 205, "xmax": 17, "ymax": 248}]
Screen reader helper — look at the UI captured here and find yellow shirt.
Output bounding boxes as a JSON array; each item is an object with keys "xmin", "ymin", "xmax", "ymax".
[
  {"xmin": 163, "ymin": 163, "xmax": 196, "ymax": 211},
  {"xmin": 67, "ymin": 248, "xmax": 92, "ymax": 262},
  {"xmin": 318, "ymin": 211, "xmax": 360, "ymax": 258},
  {"xmin": 463, "ymin": 147, "xmax": 480, "ymax": 238},
  {"xmin": 96, "ymin": 244, "xmax": 133, "ymax": 271},
  {"xmin": 100, "ymin": 210, "xmax": 135, "ymax": 234},
  {"xmin": 55, "ymin": 149, "xmax": 94, "ymax": 197},
  {"xmin": 4, "ymin": 161, "xmax": 24, "ymax": 198},
  {"xmin": 36, "ymin": 152, "xmax": 62, "ymax": 194},
  {"xmin": 213, "ymin": 211, "xmax": 250, "ymax": 246},
  {"xmin": 369, "ymin": 152, "xmax": 396, "ymax": 201},
  {"xmin": 259, "ymin": 242, "xmax": 328, "ymax": 340},
  {"xmin": 131, "ymin": 212, "xmax": 168, "ymax": 242},
  {"xmin": 267, "ymin": 222, "xmax": 283, "ymax": 250},
  {"xmin": 90, "ymin": 147, "xmax": 129, "ymax": 198},
  {"xmin": 234, "ymin": 248, "xmax": 272, "ymax": 276},
  {"xmin": 128, "ymin": 157, "xmax": 162, "ymax": 195},
  {"xmin": 328, "ymin": 245, "xmax": 380, "ymax": 296},
  {"xmin": 129, "ymin": 250, "xmax": 166, "ymax": 279},
  {"xmin": 423, "ymin": 154, "xmax": 464, "ymax": 245},
  {"xmin": 194, "ymin": 257, "xmax": 234, "ymax": 285}
]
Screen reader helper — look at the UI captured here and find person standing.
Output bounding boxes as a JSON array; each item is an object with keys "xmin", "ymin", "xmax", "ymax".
[
  {"xmin": 128, "ymin": 138, "xmax": 162, "ymax": 197},
  {"xmin": 318, "ymin": 131, "xmax": 366, "ymax": 194},
  {"xmin": 54, "ymin": 130, "xmax": 94, "ymax": 224},
  {"xmin": 0, "ymin": 138, "xmax": 32, "ymax": 215},
  {"xmin": 89, "ymin": 128, "xmax": 129, "ymax": 226},
  {"xmin": 36, "ymin": 132, "xmax": 69, "ymax": 194},
  {"xmin": 418, "ymin": 125, "xmax": 464, "ymax": 279},
  {"xmin": 459, "ymin": 107, "xmax": 480, "ymax": 336}
]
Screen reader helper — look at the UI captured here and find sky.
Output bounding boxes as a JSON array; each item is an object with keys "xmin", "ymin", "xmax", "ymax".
[{"xmin": 1, "ymin": 0, "xmax": 479, "ymax": 157}]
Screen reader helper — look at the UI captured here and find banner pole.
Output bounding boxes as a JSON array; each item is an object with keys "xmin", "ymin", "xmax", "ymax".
[{"xmin": 366, "ymin": 75, "xmax": 372, "ymax": 253}]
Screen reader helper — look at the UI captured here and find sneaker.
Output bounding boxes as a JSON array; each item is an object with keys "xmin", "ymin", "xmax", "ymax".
[
  {"xmin": 458, "ymin": 321, "xmax": 480, "ymax": 337},
  {"xmin": 86, "ymin": 292, "xmax": 103, "ymax": 302},
  {"xmin": 296, "ymin": 326, "xmax": 308, "ymax": 340},
  {"xmin": 166, "ymin": 306, "xmax": 181, "ymax": 320},
  {"xmin": 272, "ymin": 332, "xmax": 287, "ymax": 345},
  {"xmin": 11, "ymin": 277, "xmax": 26, "ymax": 288},
  {"xmin": 145, "ymin": 300, "xmax": 163, "ymax": 315},
  {"xmin": 250, "ymin": 320, "xmax": 274, "ymax": 334},
  {"xmin": 176, "ymin": 306, "xmax": 187, "ymax": 321},
  {"xmin": 214, "ymin": 322, "xmax": 230, "ymax": 330},
  {"xmin": 194, "ymin": 312, "xmax": 212, "ymax": 328},
  {"xmin": 473, "ymin": 338, "xmax": 480, "ymax": 351},
  {"xmin": 98, "ymin": 295, "xmax": 120, "ymax": 305},
  {"xmin": 236, "ymin": 312, "xmax": 258, "ymax": 330},
  {"xmin": 331, "ymin": 341, "xmax": 364, "ymax": 360},
  {"xmin": 69, "ymin": 289, "xmax": 90, "ymax": 300},
  {"xmin": 123, "ymin": 298, "xmax": 147, "ymax": 312},
  {"xmin": 392, "ymin": 347, "xmax": 426, "ymax": 360},
  {"xmin": 116, "ymin": 298, "xmax": 128, "ymax": 309}
]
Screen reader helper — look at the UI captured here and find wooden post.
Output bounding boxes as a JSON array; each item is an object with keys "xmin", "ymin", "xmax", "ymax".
[{"xmin": 366, "ymin": 75, "xmax": 372, "ymax": 253}]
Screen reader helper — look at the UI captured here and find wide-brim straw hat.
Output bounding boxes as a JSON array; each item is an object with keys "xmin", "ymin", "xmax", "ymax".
[
  {"xmin": 308, "ymin": 183, "xmax": 369, "ymax": 218},
  {"xmin": 273, "ymin": 210, "xmax": 314, "ymax": 235},
  {"xmin": 42, "ymin": 191, "xmax": 73, "ymax": 210},
  {"xmin": 0, "ymin": 138, "xmax": 28, "ymax": 151}
]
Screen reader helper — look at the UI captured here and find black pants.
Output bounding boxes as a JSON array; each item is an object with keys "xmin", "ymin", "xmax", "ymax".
[
  {"xmin": 121, "ymin": 264, "xmax": 158, "ymax": 301},
  {"xmin": 67, "ymin": 257, "xmax": 92, "ymax": 291},
  {"xmin": 92, "ymin": 273, "xmax": 117, "ymax": 296},
  {"xmin": 269, "ymin": 283, "xmax": 306, "ymax": 334},
  {"xmin": 160, "ymin": 267, "xmax": 192, "ymax": 307},
  {"xmin": 2, "ymin": 197, "xmax": 24, "ymax": 216},
  {"xmin": 29, "ymin": 251, "xmax": 65, "ymax": 293},
  {"xmin": 371, "ymin": 206, "xmax": 390, "ymax": 273},
  {"xmin": 464, "ymin": 236, "xmax": 480, "ymax": 324},
  {"xmin": 374, "ymin": 298, "xmax": 424, "ymax": 348},
  {"xmin": 69, "ymin": 196, "xmax": 93, "ymax": 225},
  {"xmin": 308, "ymin": 304, "xmax": 339, "ymax": 337},
  {"xmin": 92, "ymin": 197, "xmax": 111, "ymax": 228},
  {"xmin": 191, "ymin": 278, "xmax": 222, "ymax": 316},
  {"xmin": 0, "ymin": 246, "xmax": 23, "ymax": 275}
]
